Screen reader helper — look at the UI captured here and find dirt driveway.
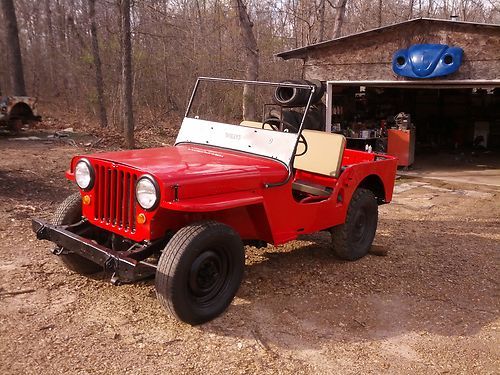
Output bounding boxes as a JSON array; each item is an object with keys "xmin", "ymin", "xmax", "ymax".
[{"xmin": 0, "ymin": 137, "xmax": 499, "ymax": 374}]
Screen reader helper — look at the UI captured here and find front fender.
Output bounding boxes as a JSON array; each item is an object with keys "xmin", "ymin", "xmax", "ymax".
[{"xmin": 160, "ymin": 190, "xmax": 263, "ymax": 212}]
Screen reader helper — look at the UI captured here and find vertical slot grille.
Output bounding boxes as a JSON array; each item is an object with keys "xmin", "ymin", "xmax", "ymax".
[{"xmin": 93, "ymin": 163, "xmax": 137, "ymax": 233}]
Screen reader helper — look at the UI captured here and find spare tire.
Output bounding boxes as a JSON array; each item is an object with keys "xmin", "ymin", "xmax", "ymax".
[{"xmin": 273, "ymin": 79, "xmax": 325, "ymax": 107}]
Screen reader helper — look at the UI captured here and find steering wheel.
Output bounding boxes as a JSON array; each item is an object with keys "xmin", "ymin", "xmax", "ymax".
[
  {"xmin": 262, "ymin": 117, "xmax": 298, "ymax": 132},
  {"xmin": 262, "ymin": 117, "xmax": 308, "ymax": 157}
]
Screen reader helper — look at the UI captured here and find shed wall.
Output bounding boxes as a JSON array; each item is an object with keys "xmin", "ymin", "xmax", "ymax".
[{"xmin": 302, "ymin": 23, "xmax": 500, "ymax": 81}]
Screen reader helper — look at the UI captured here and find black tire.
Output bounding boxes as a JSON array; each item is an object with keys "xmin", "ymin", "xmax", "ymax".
[
  {"xmin": 273, "ymin": 79, "xmax": 325, "ymax": 107},
  {"xmin": 331, "ymin": 188, "xmax": 378, "ymax": 261},
  {"xmin": 53, "ymin": 192, "xmax": 101, "ymax": 274},
  {"xmin": 155, "ymin": 221, "xmax": 245, "ymax": 325}
]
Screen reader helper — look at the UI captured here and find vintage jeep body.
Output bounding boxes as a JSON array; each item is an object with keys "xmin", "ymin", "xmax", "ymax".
[{"xmin": 32, "ymin": 78, "xmax": 397, "ymax": 324}]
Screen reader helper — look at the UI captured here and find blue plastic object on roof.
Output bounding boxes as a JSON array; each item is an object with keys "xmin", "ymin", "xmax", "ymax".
[{"xmin": 392, "ymin": 44, "xmax": 464, "ymax": 79}]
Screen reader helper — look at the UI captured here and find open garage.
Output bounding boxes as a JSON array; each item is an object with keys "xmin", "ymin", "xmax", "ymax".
[{"xmin": 277, "ymin": 18, "xmax": 500, "ymax": 176}]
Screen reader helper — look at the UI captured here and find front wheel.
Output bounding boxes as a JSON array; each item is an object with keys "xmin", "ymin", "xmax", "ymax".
[
  {"xmin": 155, "ymin": 221, "xmax": 245, "ymax": 325},
  {"xmin": 331, "ymin": 188, "xmax": 378, "ymax": 261}
]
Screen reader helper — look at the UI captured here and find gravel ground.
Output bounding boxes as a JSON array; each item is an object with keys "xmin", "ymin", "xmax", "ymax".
[{"xmin": 0, "ymin": 137, "xmax": 499, "ymax": 374}]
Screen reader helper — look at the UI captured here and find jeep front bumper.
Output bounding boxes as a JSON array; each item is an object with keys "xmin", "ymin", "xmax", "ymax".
[{"xmin": 32, "ymin": 218, "xmax": 157, "ymax": 283}]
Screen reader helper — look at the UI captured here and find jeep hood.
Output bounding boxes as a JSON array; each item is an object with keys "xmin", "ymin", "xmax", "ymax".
[{"xmin": 83, "ymin": 144, "xmax": 288, "ymax": 200}]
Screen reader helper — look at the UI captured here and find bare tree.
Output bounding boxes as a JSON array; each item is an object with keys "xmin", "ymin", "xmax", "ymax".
[
  {"xmin": 89, "ymin": 0, "xmax": 108, "ymax": 128},
  {"xmin": 0, "ymin": 0, "xmax": 496, "ymax": 125},
  {"xmin": 331, "ymin": 0, "xmax": 348, "ymax": 39},
  {"xmin": 1, "ymin": 0, "xmax": 26, "ymax": 95},
  {"xmin": 378, "ymin": 0, "xmax": 383, "ymax": 27},
  {"xmin": 121, "ymin": 0, "xmax": 134, "ymax": 148},
  {"xmin": 318, "ymin": 0, "xmax": 326, "ymax": 41},
  {"xmin": 234, "ymin": 0, "xmax": 259, "ymax": 121},
  {"xmin": 408, "ymin": 0, "xmax": 415, "ymax": 19},
  {"xmin": 44, "ymin": 0, "xmax": 58, "ymax": 93}
]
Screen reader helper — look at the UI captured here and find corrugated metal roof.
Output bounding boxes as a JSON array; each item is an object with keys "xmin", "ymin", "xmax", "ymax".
[{"xmin": 277, "ymin": 17, "xmax": 500, "ymax": 60}]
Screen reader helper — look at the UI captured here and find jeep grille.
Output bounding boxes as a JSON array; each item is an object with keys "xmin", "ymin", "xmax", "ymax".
[{"xmin": 93, "ymin": 162, "xmax": 137, "ymax": 233}]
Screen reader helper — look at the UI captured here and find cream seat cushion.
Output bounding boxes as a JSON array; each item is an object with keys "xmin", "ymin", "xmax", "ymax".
[
  {"xmin": 240, "ymin": 121, "xmax": 346, "ymax": 178},
  {"xmin": 240, "ymin": 120, "xmax": 275, "ymax": 130},
  {"xmin": 240, "ymin": 120, "xmax": 262, "ymax": 128},
  {"xmin": 294, "ymin": 130, "xmax": 346, "ymax": 178}
]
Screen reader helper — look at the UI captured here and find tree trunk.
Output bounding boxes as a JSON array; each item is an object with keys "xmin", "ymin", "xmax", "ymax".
[
  {"xmin": 121, "ymin": 0, "xmax": 134, "ymax": 148},
  {"xmin": 89, "ymin": 0, "xmax": 108, "ymax": 128},
  {"xmin": 378, "ymin": 0, "xmax": 383, "ymax": 27},
  {"xmin": 44, "ymin": 0, "xmax": 58, "ymax": 94},
  {"xmin": 115, "ymin": 0, "xmax": 123, "ymax": 129},
  {"xmin": 1, "ymin": 0, "xmax": 27, "ymax": 95},
  {"xmin": 332, "ymin": 0, "xmax": 348, "ymax": 39},
  {"xmin": 426, "ymin": 0, "xmax": 433, "ymax": 17},
  {"xmin": 234, "ymin": 0, "xmax": 259, "ymax": 121},
  {"xmin": 408, "ymin": 0, "xmax": 415, "ymax": 19},
  {"xmin": 318, "ymin": 0, "xmax": 326, "ymax": 42}
]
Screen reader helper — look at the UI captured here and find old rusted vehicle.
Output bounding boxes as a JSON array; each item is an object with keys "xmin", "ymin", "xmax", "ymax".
[
  {"xmin": 32, "ymin": 78, "xmax": 397, "ymax": 324},
  {"xmin": 0, "ymin": 95, "xmax": 41, "ymax": 131}
]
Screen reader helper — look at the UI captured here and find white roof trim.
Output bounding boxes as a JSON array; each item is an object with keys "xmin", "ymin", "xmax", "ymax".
[{"xmin": 326, "ymin": 80, "xmax": 500, "ymax": 88}]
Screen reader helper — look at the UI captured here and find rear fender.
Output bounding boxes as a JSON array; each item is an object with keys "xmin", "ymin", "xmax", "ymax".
[
  {"xmin": 357, "ymin": 174, "xmax": 386, "ymax": 203},
  {"xmin": 339, "ymin": 158, "xmax": 397, "ymax": 204}
]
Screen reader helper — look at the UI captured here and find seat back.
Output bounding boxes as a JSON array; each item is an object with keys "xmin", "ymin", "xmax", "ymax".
[
  {"xmin": 240, "ymin": 120, "xmax": 262, "ymax": 129},
  {"xmin": 293, "ymin": 130, "xmax": 346, "ymax": 178}
]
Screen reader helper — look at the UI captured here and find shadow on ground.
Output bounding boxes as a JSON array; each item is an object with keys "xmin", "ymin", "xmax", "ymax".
[
  {"xmin": 192, "ymin": 216, "xmax": 499, "ymax": 350},
  {"xmin": 0, "ymin": 169, "xmax": 73, "ymax": 207}
]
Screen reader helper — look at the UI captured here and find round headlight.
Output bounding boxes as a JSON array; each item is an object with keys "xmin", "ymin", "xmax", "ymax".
[
  {"xmin": 136, "ymin": 176, "xmax": 159, "ymax": 210},
  {"xmin": 75, "ymin": 159, "xmax": 94, "ymax": 190}
]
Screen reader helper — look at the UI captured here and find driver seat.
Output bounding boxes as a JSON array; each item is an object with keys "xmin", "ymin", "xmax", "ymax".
[
  {"xmin": 239, "ymin": 121, "xmax": 346, "ymax": 195},
  {"xmin": 293, "ymin": 130, "xmax": 346, "ymax": 196}
]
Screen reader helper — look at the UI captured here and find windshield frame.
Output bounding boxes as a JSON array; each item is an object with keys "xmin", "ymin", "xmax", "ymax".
[{"xmin": 177, "ymin": 77, "xmax": 317, "ymax": 186}]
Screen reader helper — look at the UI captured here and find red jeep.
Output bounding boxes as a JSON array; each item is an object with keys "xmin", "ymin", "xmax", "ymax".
[{"xmin": 33, "ymin": 78, "xmax": 397, "ymax": 324}]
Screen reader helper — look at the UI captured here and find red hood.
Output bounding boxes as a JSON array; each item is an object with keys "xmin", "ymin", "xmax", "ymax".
[{"xmin": 82, "ymin": 144, "xmax": 288, "ymax": 200}]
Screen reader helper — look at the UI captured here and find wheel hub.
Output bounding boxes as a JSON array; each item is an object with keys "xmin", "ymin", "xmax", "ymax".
[
  {"xmin": 353, "ymin": 209, "xmax": 367, "ymax": 243},
  {"xmin": 189, "ymin": 250, "xmax": 225, "ymax": 298}
]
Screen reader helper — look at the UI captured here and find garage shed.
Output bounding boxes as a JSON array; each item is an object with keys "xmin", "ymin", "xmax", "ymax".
[{"xmin": 277, "ymin": 18, "xmax": 500, "ymax": 165}]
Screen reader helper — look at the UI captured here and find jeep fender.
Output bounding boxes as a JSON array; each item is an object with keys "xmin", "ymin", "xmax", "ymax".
[{"xmin": 160, "ymin": 191, "xmax": 263, "ymax": 212}]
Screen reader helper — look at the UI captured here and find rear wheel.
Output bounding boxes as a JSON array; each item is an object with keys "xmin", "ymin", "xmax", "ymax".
[
  {"xmin": 53, "ymin": 192, "xmax": 101, "ymax": 274},
  {"xmin": 155, "ymin": 221, "xmax": 245, "ymax": 325},
  {"xmin": 331, "ymin": 188, "xmax": 378, "ymax": 261}
]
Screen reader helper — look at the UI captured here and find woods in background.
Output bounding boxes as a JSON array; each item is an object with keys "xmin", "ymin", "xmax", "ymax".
[
  {"xmin": 0, "ymin": 0, "xmax": 498, "ymax": 144},
  {"xmin": 1, "ymin": 0, "xmax": 26, "ymax": 96}
]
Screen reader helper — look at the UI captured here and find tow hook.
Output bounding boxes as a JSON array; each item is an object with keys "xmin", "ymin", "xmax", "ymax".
[
  {"xmin": 104, "ymin": 257, "xmax": 117, "ymax": 271},
  {"xmin": 52, "ymin": 247, "xmax": 65, "ymax": 256},
  {"xmin": 104, "ymin": 258, "xmax": 122, "ymax": 285},
  {"xmin": 110, "ymin": 273, "xmax": 122, "ymax": 286}
]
